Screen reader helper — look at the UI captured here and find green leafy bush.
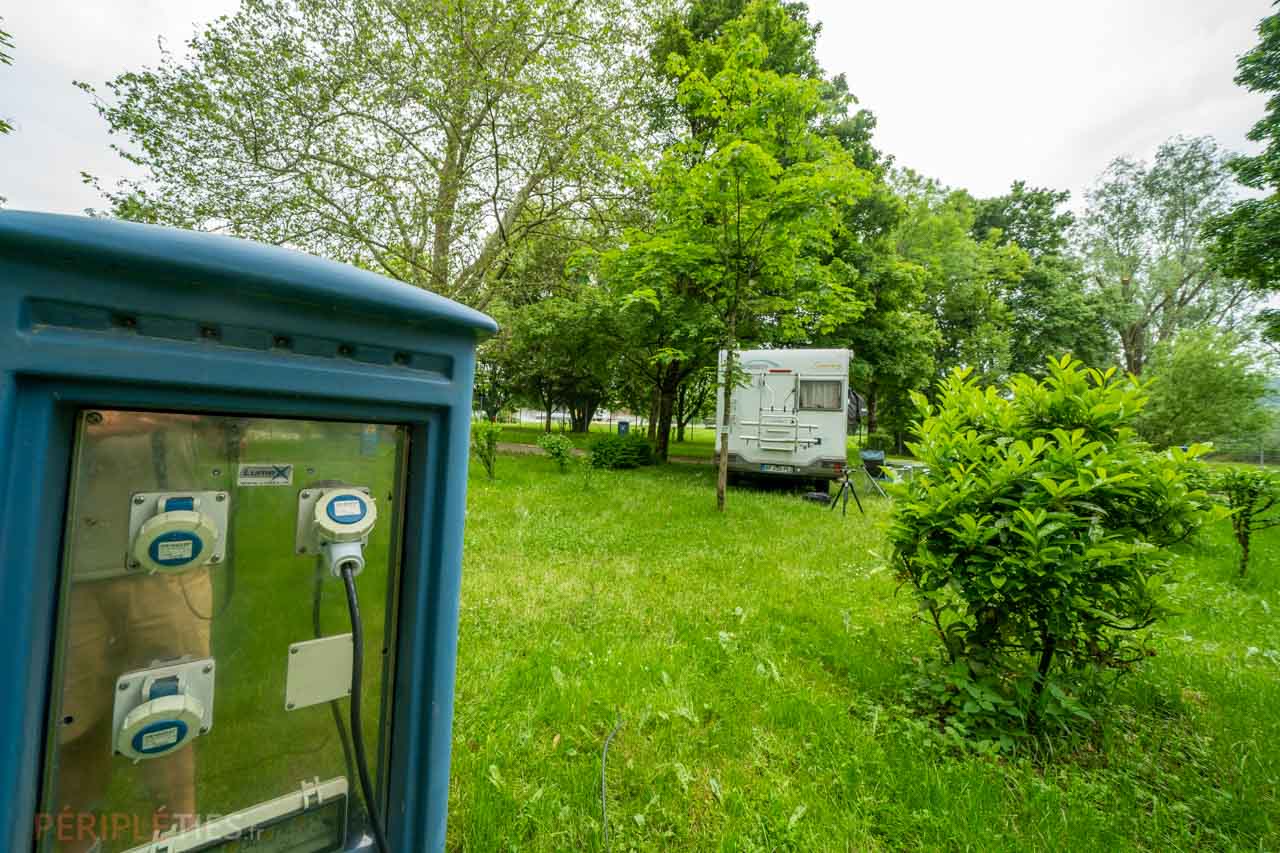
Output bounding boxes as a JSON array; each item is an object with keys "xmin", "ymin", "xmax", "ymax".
[
  {"xmin": 536, "ymin": 432, "xmax": 575, "ymax": 473},
  {"xmin": 889, "ymin": 356, "xmax": 1215, "ymax": 743},
  {"xmin": 1214, "ymin": 467, "xmax": 1280, "ymax": 576},
  {"xmin": 470, "ymin": 419, "xmax": 503, "ymax": 480},
  {"xmin": 589, "ymin": 432, "xmax": 654, "ymax": 469},
  {"xmin": 864, "ymin": 429, "xmax": 894, "ymax": 452}
]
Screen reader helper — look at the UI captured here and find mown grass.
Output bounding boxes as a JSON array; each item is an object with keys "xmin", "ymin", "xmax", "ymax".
[
  {"xmin": 449, "ymin": 452, "xmax": 1280, "ymax": 851},
  {"xmin": 497, "ymin": 422, "xmax": 721, "ymax": 459}
]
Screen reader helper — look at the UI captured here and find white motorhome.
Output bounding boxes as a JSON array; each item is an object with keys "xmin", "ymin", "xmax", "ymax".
[{"xmin": 715, "ymin": 348, "xmax": 853, "ymax": 488}]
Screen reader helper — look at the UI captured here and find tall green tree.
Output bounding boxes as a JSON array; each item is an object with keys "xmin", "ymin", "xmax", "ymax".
[
  {"xmin": 894, "ymin": 174, "xmax": 1021, "ymax": 385},
  {"xmin": 1136, "ymin": 328, "xmax": 1272, "ymax": 449},
  {"xmin": 825, "ymin": 182, "xmax": 938, "ymax": 441},
  {"xmin": 632, "ymin": 0, "xmax": 884, "ymax": 464},
  {"xmin": 79, "ymin": 0, "xmax": 651, "ymax": 307},
  {"xmin": 1205, "ymin": 5, "xmax": 1280, "ymax": 340},
  {"xmin": 505, "ymin": 287, "xmax": 619, "ymax": 432},
  {"xmin": 1078, "ymin": 135, "xmax": 1255, "ymax": 375},
  {"xmin": 974, "ymin": 182, "xmax": 1113, "ymax": 375},
  {"xmin": 973, "ymin": 181, "xmax": 1074, "ymax": 260},
  {"xmin": 608, "ymin": 1, "xmax": 871, "ymax": 508}
]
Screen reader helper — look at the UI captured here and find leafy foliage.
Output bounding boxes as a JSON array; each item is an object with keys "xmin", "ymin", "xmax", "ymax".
[
  {"xmin": 889, "ymin": 356, "xmax": 1215, "ymax": 740},
  {"xmin": 78, "ymin": 0, "xmax": 649, "ymax": 306},
  {"xmin": 1077, "ymin": 136, "xmax": 1254, "ymax": 375},
  {"xmin": 470, "ymin": 419, "xmax": 504, "ymax": 481},
  {"xmin": 498, "ymin": 284, "xmax": 619, "ymax": 432},
  {"xmin": 608, "ymin": 1, "xmax": 874, "ymax": 505},
  {"xmin": 1214, "ymin": 467, "xmax": 1280, "ymax": 576},
  {"xmin": 589, "ymin": 432, "xmax": 655, "ymax": 469},
  {"xmin": 536, "ymin": 433, "xmax": 575, "ymax": 473},
  {"xmin": 1136, "ymin": 327, "xmax": 1272, "ymax": 448},
  {"xmin": 1205, "ymin": 6, "xmax": 1280, "ymax": 340}
]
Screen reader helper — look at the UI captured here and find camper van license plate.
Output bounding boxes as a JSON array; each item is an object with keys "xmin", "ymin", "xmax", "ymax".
[{"xmin": 761, "ymin": 464, "xmax": 797, "ymax": 474}]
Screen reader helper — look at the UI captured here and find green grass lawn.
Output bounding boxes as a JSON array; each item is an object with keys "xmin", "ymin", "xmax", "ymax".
[
  {"xmin": 449, "ymin": 452, "xmax": 1280, "ymax": 851},
  {"xmin": 497, "ymin": 421, "xmax": 721, "ymax": 459}
]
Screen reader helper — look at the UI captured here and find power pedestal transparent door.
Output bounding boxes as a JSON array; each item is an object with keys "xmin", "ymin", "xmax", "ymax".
[{"xmin": 39, "ymin": 411, "xmax": 408, "ymax": 853}]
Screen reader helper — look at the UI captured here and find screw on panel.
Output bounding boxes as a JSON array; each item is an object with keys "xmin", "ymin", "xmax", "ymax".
[
  {"xmin": 211, "ymin": 469, "xmax": 222, "ymax": 477},
  {"xmin": 297, "ymin": 546, "xmax": 306, "ymax": 554},
  {"xmin": 300, "ymin": 491, "xmax": 311, "ymax": 499},
  {"xmin": 286, "ymin": 702, "xmax": 296, "ymax": 711},
  {"xmin": 118, "ymin": 682, "xmax": 129, "ymax": 692},
  {"xmin": 274, "ymin": 335, "xmax": 292, "ymax": 349},
  {"xmin": 210, "ymin": 555, "xmax": 221, "ymax": 564},
  {"xmin": 290, "ymin": 647, "xmax": 299, "ymax": 655},
  {"xmin": 202, "ymin": 664, "xmax": 213, "ymax": 674},
  {"xmin": 85, "ymin": 411, "xmax": 104, "ymax": 426},
  {"xmin": 200, "ymin": 326, "xmax": 220, "ymax": 340},
  {"xmin": 133, "ymin": 496, "xmax": 145, "ymax": 505},
  {"xmin": 128, "ymin": 560, "xmax": 140, "ymax": 570},
  {"xmin": 337, "ymin": 344, "xmax": 354, "ymax": 357},
  {"xmin": 393, "ymin": 352, "xmax": 411, "ymax": 366},
  {"xmin": 215, "ymin": 493, "xmax": 226, "ymax": 502},
  {"xmin": 199, "ymin": 727, "xmax": 209, "ymax": 735},
  {"xmin": 306, "ymin": 467, "xmax": 316, "ymax": 475}
]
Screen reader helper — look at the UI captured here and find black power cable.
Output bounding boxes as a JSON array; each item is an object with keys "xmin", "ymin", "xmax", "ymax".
[
  {"xmin": 341, "ymin": 562, "xmax": 390, "ymax": 853},
  {"xmin": 600, "ymin": 719, "xmax": 625, "ymax": 852},
  {"xmin": 312, "ymin": 562, "xmax": 357, "ymax": 794}
]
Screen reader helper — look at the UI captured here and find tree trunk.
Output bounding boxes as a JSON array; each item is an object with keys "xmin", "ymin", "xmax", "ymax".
[
  {"xmin": 647, "ymin": 389, "xmax": 659, "ymax": 441},
  {"xmin": 568, "ymin": 398, "xmax": 597, "ymax": 433},
  {"xmin": 654, "ymin": 363, "xmax": 682, "ymax": 463},
  {"xmin": 1237, "ymin": 510, "xmax": 1252, "ymax": 576},
  {"xmin": 675, "ymin": 382, "xmax": 687, "ymax": 444},
  {"xmin": 866, "ymin": 389, "xmax": 878, "ymax": 435},
  {"xmin": 543, "ymin": 402, "xmax": 552, "ymax": 433},
  {"xmin": 716, "ymin": 325, "xmax": 736, "ymax": 512},
  {"xmin": 1121, "ymin": 323, "xmax": 1147, "ymax": 376},
  {"xmin": 1028, "ymin": 630, "xmax": 1057, "ymax": 733}
]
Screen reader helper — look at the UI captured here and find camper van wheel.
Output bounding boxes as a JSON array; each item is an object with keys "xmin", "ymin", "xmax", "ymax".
[{"xmin": 810, "ymin": 479, "xmax": 830, "ymax": 496}]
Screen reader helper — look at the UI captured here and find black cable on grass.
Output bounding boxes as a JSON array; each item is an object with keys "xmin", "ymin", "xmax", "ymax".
[
  {"xmin": 343, "ymin": 563, "xmax": 390, "ymax": 853},
  {"xmin": 600, "ymin": 719, "xmax": 625, "ymax": 852}
]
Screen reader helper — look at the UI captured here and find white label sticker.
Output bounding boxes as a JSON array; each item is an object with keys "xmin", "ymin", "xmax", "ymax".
[
  {"xmin": 141, "ymin": 727, "xmax": 180, "ymax": 750},
  {"xmin": 157, "ymin": 540, "xmax": 194, "ymax": 561},
  {"xmin": 332, "ymin": 499, "xmax": 362, "ymax": 518},
  {"xmin": 237, "ymin": 464, "xmax": 293, "ymax": 486}
]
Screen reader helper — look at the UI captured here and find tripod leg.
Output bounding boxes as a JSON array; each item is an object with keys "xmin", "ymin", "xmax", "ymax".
[
  {"xmin": 849, "ymin": 476, "xmax": 865, "ymax": 514},
  {"xmin": 859, "ymin": 469, "xmax": 886, "ymax": 498}
]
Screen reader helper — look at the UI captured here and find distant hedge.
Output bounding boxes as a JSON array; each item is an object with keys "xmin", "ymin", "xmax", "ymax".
[{"xmin": 589, "ymin": 433, "xmax": 654, "ymax": 469}]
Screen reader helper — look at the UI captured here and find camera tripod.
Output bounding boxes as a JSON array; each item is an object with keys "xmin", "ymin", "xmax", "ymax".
[{"xmin": 828, "ymin": 463, "xmax": 887, "ymax": 516}]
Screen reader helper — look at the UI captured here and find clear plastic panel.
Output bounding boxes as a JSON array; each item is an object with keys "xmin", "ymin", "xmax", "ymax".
[{"xmin": 40, "ymin": 411, "xmax": 406, "ymax": 852}]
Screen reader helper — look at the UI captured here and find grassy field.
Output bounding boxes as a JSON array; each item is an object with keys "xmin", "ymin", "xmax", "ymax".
[
  {"xmin": 497, "ymin": 421, "xmax": 720, "ymax": 459},
  {"xmin": 449, "ymin": 452, "xmax": 1280, "ymax": 851}
]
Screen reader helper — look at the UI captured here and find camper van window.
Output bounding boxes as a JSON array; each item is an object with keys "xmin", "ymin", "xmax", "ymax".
[{"xmin": 798, "ymin": 379, "xmax": 843, "ymax": 411}]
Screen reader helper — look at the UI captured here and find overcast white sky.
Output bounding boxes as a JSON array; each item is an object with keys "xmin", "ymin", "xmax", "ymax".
[{"xmin": 0, "ymin": 0, "xmax": 1273, "ymax": 214}]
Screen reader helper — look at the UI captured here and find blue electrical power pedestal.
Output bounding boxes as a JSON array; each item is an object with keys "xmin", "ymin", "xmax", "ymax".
[{"xmin": 0, "ymin": 211, "xmax": 496, "ymax": 853}]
